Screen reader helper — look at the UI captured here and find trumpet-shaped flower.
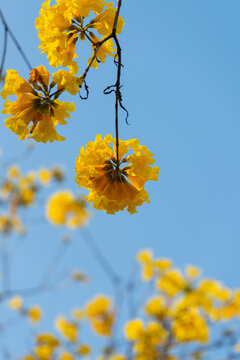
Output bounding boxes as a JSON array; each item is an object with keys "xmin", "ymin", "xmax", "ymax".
[
  {"xmin": 75, "ymin": 134, "xmax": 159, "ymax": 214},
  {"xmin": 46, "ymin": 190, "xmax": 89, "ymax": 228},
  {"xmin": 1, "ymin": 66, "xmax": 75, "ymax": 143}
]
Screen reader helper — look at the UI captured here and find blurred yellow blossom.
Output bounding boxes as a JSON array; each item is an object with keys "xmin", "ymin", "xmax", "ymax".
[
  {"xmin": 28, "ymin": 306, "xmax": 42, "ymax": 323},
  {"xmin": 55, "ymin": 316, "xmax": 78, "ymax": 342},
  {"xmin": 8, "ymin": 295, "xmax": 22, "ymax": 310},
  {"xmin": 172, "ymin": 308, "xmax": 208, "ymax": 343},
  {"xmin": 46, "ymin": 190, "xmax": 89, "ymax": 228},
  {"xmin": 86, "ymin": 295, "xmax": 115, "ymax": 336}
]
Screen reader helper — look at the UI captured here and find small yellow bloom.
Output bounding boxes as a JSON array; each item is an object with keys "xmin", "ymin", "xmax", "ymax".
[
  {"xmin": 8, "ymin": 165, "xmax": 20, "ymax": 178},
  {"xmin": 72, "ymin": 271, "xmax": 88, "ymax": 282},
  {"xmin": 55, "ymin": 316, "xmax": 78, "ymax": 342},
  {"xmin": 156, "ymin": 270, "xmax": 186, "ymax": 297},
  {"xmin": 76, "ymin": 344, "xmax": 91, "ymax": 355},
  {"xmin": 72, "ymin": 308, "xmax": 84, "ymax": 320},
  {"xmin": 86, "ymin": 295, "xmax": 115, "ymax": 336},
  {"xmin": 46, "ymin": 190, "xmax": 89, "ymax": 228},
  {"xmin": 28, "ymin": 306, "xmax": 42, "ymax": 323},
  {"xmin": 39, "ymin": 168, "xmax": 52, "ymax": 185},
  {"xmin": 145, "ymin": 296, "xmax": 168, "ymax": 319},
  {"xmin": 8, "ymin": 295, "xmax": 22, "ymax": 310},
  {"xmin": 36, "ymin": 333, "xmax": 60, "ymax": 347},
  {"xmin": 75, "ymin": 135, "xmax": 159, "ymax": 214},
  {"xmin": 35, "ymin": 344, "xmax": 54, "ymax": 360},
  {"xmin": 125, "ymin": 319, "xmax": 144, "ymax": 341},
  {"xmin": 59, "ymin": 352, "xmax": 74, "ymax": 360},
  {"xmin": 185, "ymin": 265, "xmax": 201, "ymax": 279}
]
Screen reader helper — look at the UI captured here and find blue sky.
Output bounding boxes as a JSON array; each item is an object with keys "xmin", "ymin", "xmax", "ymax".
[{"xmin": 0, "ymin": 0, "xmax": 240, "ymax": 356}]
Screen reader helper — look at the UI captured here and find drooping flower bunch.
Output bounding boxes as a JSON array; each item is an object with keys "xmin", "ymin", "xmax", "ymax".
[
  {"xmin": 35, "ymin": 0, "xmax": 124, "ymax": 73},
  {"xmin": 19, "ymin": 250, "xmax": 240, "ymax": 360},
  {"xmin": 75, "ymin": 134, "xmax": 159, "ymax": 214},
  {"xmin": 0, "ymin": 66, "xmax": 78, "ymax": 143}
]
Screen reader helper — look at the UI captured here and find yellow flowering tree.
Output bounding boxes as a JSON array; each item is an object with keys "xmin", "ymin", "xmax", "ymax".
[{"xmin": 0, "ymin": 1, "xmax": 239, "ymax": 360}]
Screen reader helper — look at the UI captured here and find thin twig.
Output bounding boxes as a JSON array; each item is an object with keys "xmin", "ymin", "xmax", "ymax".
[
  {"xmin": 0, "ymin": 10, "xmax": 32, "ymax": 70},
  {"xmin": 39, "ymin": 240, "xmax": 70, "ymax": 285},
  {"xmin": 80, "ymin": 228, "xmax": 121, "ymax": 287},
  {"xmin": 0, "ymin": 24, "xmax": 8, "ymax": 76}
]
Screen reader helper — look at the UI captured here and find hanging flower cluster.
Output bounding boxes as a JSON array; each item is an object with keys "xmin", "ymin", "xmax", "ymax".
[
  {"xmin": 1, "ymin": 66, "xmax": 77, "ymax": 143},
  {"xmin": 35, "ymin": 0, "xmax": 124, "ymax": 73},
  {"xmin": 75, "ymin": 134, "xmax": 159, "ymax": 214}
]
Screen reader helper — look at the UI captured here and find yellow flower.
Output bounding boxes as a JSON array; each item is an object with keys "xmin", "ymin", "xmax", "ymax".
[
  {"xmin": 89, "ymin": 34, "xmax": 116, "ymax": 69},
  {"xmin": 1, "ymin": 67, "xmax": 75, "ymax": 143},
  {"xmin": 125, "ymin": 320, "xmax": 168, "ymax": 359},
  {"xmin": 8, "ymin": 165, "xmax": 20, "ymax": 178},
  {"xmin": 185, "ymin": 265, "xmax": 201, "ymax": 279},
  {"xmin": 145, "ymin": 296, "xmax": 169, "ymax": 320},
  {"xmin": 71, "ymin": 270, "xmax": 89, "ymax": 282},
  {"xmin": 52, "ymin": 70, "xmax": 84, "ymax": 95},
  {"xmin": 86, "ymin": 295, "xmax": 115, "ymax": 336},
  {"xmin": 125, "ymin": 319, "xmax": 144, "ymax": 341},
  {"xmin": 72, "ymin": 308, "xmax": 84, "ymax": 321},
  {"xmin": 35, "ymin": 345, "xmax": 54, "ymax": 360},
  {"xmin": 55, "ymin": 316, "xmax": 78, "ymax": 342},
  {"xmin": 91, "ymin": 3, "xmax": 125, "ymax": 36},
  {"xmin": 76, "ymin": 344, "xmax": 91, "ymax": 355},
  {"xmin": 28, "ymin": 306, "xmax": 42, "ymax": 323},
  {"xmin": 36, "ymin": 333, "xmax": 60, "ymax": 347},
  {"xmin": 75, "ymin": 134, "xmax": 159, "ymax": 214},
  {"xmin": 39, "ymin": 168, "xmax": 52, "ymax": 185},
  {"xmin": 172, "ymin": 308, "xmax": 208, "ymax": 343},
  {"xmin": 156, "ymin": 270, "xmax": 186, "ymax": 297},
  {"xmin": 46, "ymin": 190, "xmax": 89, "ymax": 228},
  {"xmin": 59, "ymin": 352, "xmax": 74, "ymax": 360},
  {"xmin": 8, "ymin": 295, "xmax": 22, "ymax": 310},
  {"xmin": 35, "ymin": 0, "xmax": 106, "ymax": 71}
]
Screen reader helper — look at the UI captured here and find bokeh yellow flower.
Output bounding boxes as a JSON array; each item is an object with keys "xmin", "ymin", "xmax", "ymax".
[
  {"xmin": 8, "ymin": 295, "xmax": 22, "ymax": 310},
  {"xmin": 55, "ymin": 316, "xmax": 78, "ymax": 342},
  {"xmin": 28, "ymin": 306, "xmax": 42, "ymax": 323},
  {"xmin": 46, "ymin": 190, "xmax": 89, "ymax": 228},
  {"xmin": 86, "ymin": 295, "xmax": 115, "ymax": 336},
  {"xmin": 75, "ymin": 134, "xmax": 159, "ymax": 214}
]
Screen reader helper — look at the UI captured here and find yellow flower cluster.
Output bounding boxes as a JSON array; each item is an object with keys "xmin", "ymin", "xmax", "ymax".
[
  {"xmin": 46, "ymin": 190, "xmax": 89, "ymax": 228},
  {"xmin": 75, "ymin": 134, "xmax": 159, "ymax": 214},
  {"xmin": 35, "ymin": 0, "xmax": 124, "ymax": 72},
  {"xmin": 19, "ymin": 249, "xmax": 240, "ymax": 360},
  {"xmin": 1, "ymin": 66, "xmax": 76, "ymax": 142},
  {"xmin": 0, "ymin": 165, "xmax": 64, "ymax": 234}
]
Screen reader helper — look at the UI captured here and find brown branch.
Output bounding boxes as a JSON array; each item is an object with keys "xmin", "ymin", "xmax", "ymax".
[{"xmin": 80, "ymin": 228, "xmax": 121, "ymax": 287}]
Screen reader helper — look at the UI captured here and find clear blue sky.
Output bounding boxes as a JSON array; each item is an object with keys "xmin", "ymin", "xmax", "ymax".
[{"xmin": 0, "ymin": 0, "xmax": 240, "ymax": 356}]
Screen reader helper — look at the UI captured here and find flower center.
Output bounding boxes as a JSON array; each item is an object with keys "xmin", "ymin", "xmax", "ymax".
[{"xmin": 101, "ymin": 157, "xmax": 131, "ymax": 184}]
